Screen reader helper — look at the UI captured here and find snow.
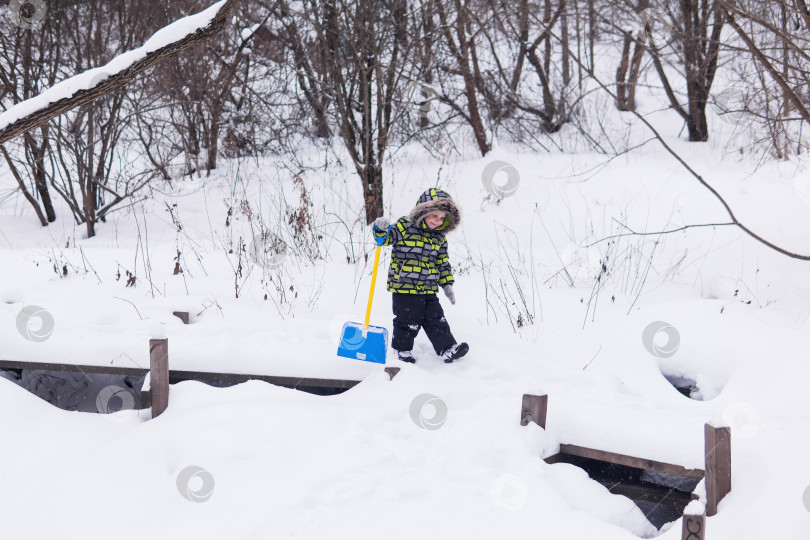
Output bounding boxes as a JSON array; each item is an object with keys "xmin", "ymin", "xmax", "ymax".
[
  {"xmin": 149, "ymin": 321, "xmax": 167, "ymax": 340},
  {"xmin": 1, "ymin": 141, "xmax": 809, "ymax": 538},
  {"xmin": 2, "ymin": 51, "xmax": 810, "ymax": 540},
  {"xmin": 241, "ymin": 24, "xmax": 261, "ymax": 42},
  {"xmin": 684, "ymin": 499, "xmax": 706, "ymax": 516},
  {"xmin": 0, "ymin": 0, "xmax": 227, "ymax": 132}
]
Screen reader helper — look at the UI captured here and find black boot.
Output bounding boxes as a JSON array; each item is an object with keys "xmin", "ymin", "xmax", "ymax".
[{"xmin": 441, "ymin": 342, "xmax": 469, "ymax": 363}]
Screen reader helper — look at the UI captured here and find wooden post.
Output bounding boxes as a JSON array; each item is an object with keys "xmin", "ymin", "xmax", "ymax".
[
  {"xmin": 150, "ymin": 338, "xmax": 169, "ymax": 418},
  {"xmin": 520, "ymin": 394, "xmax": 548, "ymax": 429},
  {"xmin": 172, "ymin": 311, "xmax": 189, "ymax": 324},
  {"xmin": 704, "ymin": 423, "xmax": 731, "ymax": 516},
  {"xmin": 384, "ymin": 367, "xmax": 400, "ymax": 380},
  {"xmin": 681, "ymin": 511, "xmax": 706, "ymax": 540}
]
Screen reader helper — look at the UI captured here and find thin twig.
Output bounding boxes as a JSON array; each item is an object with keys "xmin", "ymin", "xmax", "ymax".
[
  {"xmin": 583, "ymin": 221, "xmax": 736, "ymax": 248},
  {"xmin": 582, "ymin": 345, "xmax": 602, "ymax": 371},
  {"xmin": 113, "ymin": 296, "xmax": 144, "ymax": 320}
]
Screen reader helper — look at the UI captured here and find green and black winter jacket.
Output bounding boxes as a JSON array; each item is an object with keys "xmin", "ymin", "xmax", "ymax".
[{"xmin": 373, "ymin": 188, "xmax": 461, "ymax": 295}]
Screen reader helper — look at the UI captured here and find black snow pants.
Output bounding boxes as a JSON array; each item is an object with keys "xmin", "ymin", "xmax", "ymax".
[{"xmin": 391, "ymin": 293, "xmax": 456, "ymax": 355}]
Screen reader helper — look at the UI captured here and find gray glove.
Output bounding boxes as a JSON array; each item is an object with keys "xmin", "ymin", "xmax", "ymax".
[
  {"xmin": 442, "ymin": 284, "xmax": 456, "ymax": 305},
  {"xmin": 374, "ymin": 216, "xmax": 391, "ymax": 231}
]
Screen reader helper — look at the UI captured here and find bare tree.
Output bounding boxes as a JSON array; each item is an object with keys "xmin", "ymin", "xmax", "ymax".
[
  {"xmin": 644, "ymin": 0, "xmax": 725, "ymax": 141},
  {"xmin": 260, "ymin": 0, "xmax": 333, "ymax": 139},
  {"xmin": 0, "ymin": 3, "xmax": 66, "ymax": 224},
  {"xmin": 460, "ymin": 0, "xmax": 580, "ymax": 139},
  {"xmin": 716, "ymin": 0, "xmax": 810, "ymax": 156},
  {"xmin": 523, "ymin": 0, "xmax": 569, "ymax": 133},
  {"xmin": 433, "ymin": 0, "xmax": 492, "ymax": 155},
  {"xmin": 615, "ymin": 0, "xmax": 650, "ymax": 111},
  {"xmin": 0, "ymin": 0, "xmax": 239, "ymax": 233},
  {"xmin": 156, "ymin": 4, "xmax": 256, "ymax": 174},
  {"xmin": 303, "ymin": 0, "xmax": 417, "ymax": 223},
  {"xmin": 48, "ymin": 0, "xmax": 156, "ymax": 238}
]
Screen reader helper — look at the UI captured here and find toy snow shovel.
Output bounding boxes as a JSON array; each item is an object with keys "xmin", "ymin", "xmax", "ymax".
[{"xmin": 337, "ymin": 229, "xmax": 390, "ymax": 364}]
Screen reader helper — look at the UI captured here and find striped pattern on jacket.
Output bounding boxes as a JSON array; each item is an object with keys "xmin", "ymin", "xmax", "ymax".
[{"xmin": 372, "ymin": 188, "xmax": 461, "ymax": 295}]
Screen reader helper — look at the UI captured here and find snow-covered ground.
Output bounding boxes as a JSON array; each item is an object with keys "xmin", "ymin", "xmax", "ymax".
[{"xmin": 2, "ymin": 109, "xmax": 810, "ymax": 539}]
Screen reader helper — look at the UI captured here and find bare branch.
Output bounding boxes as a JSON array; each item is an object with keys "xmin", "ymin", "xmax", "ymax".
[
  {"xmin": 547, "ymin": 25, "xmax": 810, "ymax": 261},
  {"xmin": 0, "ymin": 0, "xmax": 239, "ymax": 146}
]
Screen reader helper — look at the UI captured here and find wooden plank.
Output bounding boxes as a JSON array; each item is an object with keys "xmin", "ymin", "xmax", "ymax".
[
  {"xmin": 558, "ymin": 444, "xmax": 705, "ymax": 478},
  {"xmin": 149, "ymin": 339, "xmax": 169, "ymax": 418},
  {"xmin": 543, "ymin": 453, "xmax": 567, "ymax": 465},
  {"xmin": 682, "ymin": 512, "xmax": 706, "ymax": 540},
  {"xmin": 545, "ymin": 452, "xmax": 702, "ymax": 500},
  {"xmin": 172, "ymin": 311, "xmax": 190, "ymax": 324},
  {"xmin": 0, "ymin": 359, "xmax": 146, "ymax": 377},
  {"xmin": 0, "ymin": 360, "xmax": 362, "ymax": 389},
  {"xmin": 520, "ymin": 394, "xmax": 548, "ymax": 429},
  {"xmin": 705, "ymin": 423, "xmax": 731, "ymax": 516}
]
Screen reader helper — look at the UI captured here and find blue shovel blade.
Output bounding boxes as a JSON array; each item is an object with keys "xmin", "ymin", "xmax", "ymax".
[{"xmin": 337, "ymin": 322, "xmax": 389, "ymax": 364}]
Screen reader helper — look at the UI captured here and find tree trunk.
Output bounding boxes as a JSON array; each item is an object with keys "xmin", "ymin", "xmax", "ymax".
[
  {"xmin": 206, "ymin": 111, "xmax": 219, "ymax": 173},
  {"xmin": 24, "ymin": 129, "xmax": 56, "ymax": 222},
  {"xmin": 649, "ymin": 0, "xmax": 723, "ymax": 142},
  {"xmin": 458, "ymin": 9, "xmax": 490, "ymax": 155},
  {"xmin": 626, "ymin": 36, "xmax": 646, "ymax": 110},
  {"xmin": 464, "ymin": 74, "xmax": 491, "ymax": 156},
  {"xmin": 561, "ymin": 0, "xmax": 570, "ymax": 86},
  {"xmin": 686, "ymin": 0, "xmax": 723, "ymax": 141},
  {"xmin": 85, "ymin": 108, "xmax": 97, "ymax": 238},
  {"xmin": 361, "ymin": 164, "xmax": 384, "ymax": 224},
  {"xmin": 588, "ymin": 0, "xmax": 595, "ymax": 71},
  {"xmin": 313, "ymin": 104, "xmax": 331, "ymax": 138},
  {"xmin": 418, "ymin": 1, "xmax": 436, "ymax": 129},
  {"xmin": 0, "ymin": 144, "xmax": 48, "ymax": 226},
  {"xmin": 616, "ymin": 33, "xmax": 633, "ymax": 110},
  {"xmin": 616, "ymin": 1, "xmax": 649, "ymax": 112},
  {"xmin": 777, "ymin": 0, "xmax": 792, "ymax": 157},
  {"xmin": 277, "ymin": 5, "xmax": 332, "ymax": 138},
  {"xmin": 681, "ymin": 1, "xmax": 705, "ymax": 141},
  {"xmin": 684, "ymin": 94, "xmax": 709, "ymax": 141},
  {"xmin": 436, "ymin": 0, "xmax": 491, "ymax": 156}
]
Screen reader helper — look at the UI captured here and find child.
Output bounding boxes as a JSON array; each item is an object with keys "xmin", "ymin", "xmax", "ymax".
[{"xmin": 372, "ymin": 188, "xmax": 469, "ymax": 364}]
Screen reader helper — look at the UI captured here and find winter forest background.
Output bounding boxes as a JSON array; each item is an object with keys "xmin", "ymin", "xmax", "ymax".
[{"xmin": 3, "ymin": 0, "xmax": 810, "ymax": 238}]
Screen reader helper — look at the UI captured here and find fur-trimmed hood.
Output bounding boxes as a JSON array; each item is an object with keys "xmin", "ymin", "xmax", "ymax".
[{"xmin": 409, "ymin": 188, "xmax": 460, "ymax": 233}]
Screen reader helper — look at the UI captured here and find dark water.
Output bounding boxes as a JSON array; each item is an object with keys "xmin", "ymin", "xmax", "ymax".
[
  {"xmin": 550, "ymin": 454, "xmax": 700, "ymax": 531},
  {"xmin": 0, "ymin": 368, "xmax": 348, "ymax": 414},
  {"xmin": 0, "ymin": 368, "xmax": 145, "ymax": 413},
  {"xmin": 662, "ymin": 374, "xmax": 704, "ymax": 400}
]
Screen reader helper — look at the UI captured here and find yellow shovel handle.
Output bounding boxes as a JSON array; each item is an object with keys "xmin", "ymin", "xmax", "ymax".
[{"xmin": 364, "ymin": 244, "xmax": 382, "ymax": 328}]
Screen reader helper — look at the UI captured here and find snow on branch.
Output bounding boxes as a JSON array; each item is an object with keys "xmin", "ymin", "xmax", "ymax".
[{"xmin": 0, "ymin": 0, "xmax": 239, "ymax": 146}]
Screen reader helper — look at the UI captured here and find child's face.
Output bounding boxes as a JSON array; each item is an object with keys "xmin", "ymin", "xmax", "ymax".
[{"xmin": 425, "ymin": 211, "xmax": 447, "ymax": 229}]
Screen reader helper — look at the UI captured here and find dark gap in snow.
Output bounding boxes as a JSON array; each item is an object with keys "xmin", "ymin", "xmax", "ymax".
[
  {"xmin": 661, "ymin": 373, "xmax": 703, "ymax": 400},
  {"xmin": 0, "ymin": 368, "xmax": 144, "ymax": 413},
  {"xmin": 0, "ymin": 368, "xmax": 348, "ymax": 414},
  {"xmin": 550, "ymin": 454, "xmax": 700, "ymax": 532}
]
